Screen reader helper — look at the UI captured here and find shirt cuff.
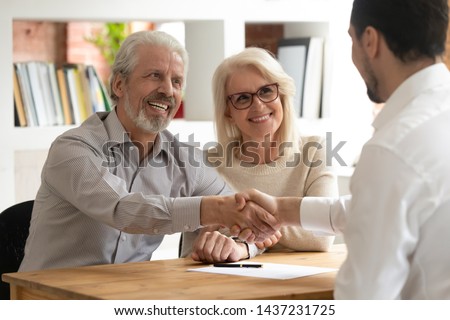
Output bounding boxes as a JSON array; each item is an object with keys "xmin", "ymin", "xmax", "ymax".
[
  {"xmin": 300, "ymin": 197, "xmax": 336, "ymax": 236},
  {"xmin": 247, "ymin": 243, "xmax": 261, "ymax": 259},
  {"xmin": 172, "ymin": 196, "xmax": 202, "ymax": 233}
]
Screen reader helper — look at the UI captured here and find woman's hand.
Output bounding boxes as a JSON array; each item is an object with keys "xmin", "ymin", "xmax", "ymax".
[{"xmin": 255, "ymin": 230, "xmax": 282, "ymax": 249}]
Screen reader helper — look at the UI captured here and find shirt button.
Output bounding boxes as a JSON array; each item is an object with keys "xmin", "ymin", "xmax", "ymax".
[
  {"xmin": 121, "ymin": 235, "xmax": 127, "ymax": 241},
  {"xmin": 153, "ymin": 228, "xmax": 159, "ymax": 234},
  {"xmin": 184, "ymin": 225, "xmax": 190, "ymax": 231}
]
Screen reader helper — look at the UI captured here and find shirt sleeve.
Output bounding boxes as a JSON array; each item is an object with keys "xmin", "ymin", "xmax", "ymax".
[
  {"xmin": 247, "ymin": 243, "xmax": 264, "ymax": 258},
  {"xmin": 300, "ymin": 195, "xmax": 350, "ymax": 236},
  {"xmin": 43, "ymin": 135, "xmax": 210, "ymax": 235},
  {"xmin": 276, "ymin": 135, "xmax": 339, "ymax": 251}
]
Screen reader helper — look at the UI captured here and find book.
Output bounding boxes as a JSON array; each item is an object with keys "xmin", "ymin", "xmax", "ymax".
[
  {"xmin": 35, "ymin": 61, "xmax": 58, "ymax": 125},
  {"xmin": 14, "ymin": 99, "xmax": 21, "ymax": 127},
  {"xmin": 13, "ymin": 67, "xmax": 27, "ymax": 127},
  {"xmin": 26, "ymin": 61, "xmax": 51, "ymax": 126},
  {"xmin": 56, "ymin": 67, "xmax": 74, "ymax": 125},
  {"xmin": 89, "ymin": 65, "xmax": 112, "ymax": 111},
  {"xmin": 56, "ymin": 68, "xmax": 75, "ymax": 125},
  {"xmin": 76, "ymin": 63, "xmax": 94, "ymax": 119},
  {"xmin": 64, "ymin": 63, "xmax": 97, "ymax": 123},
  {"xmin": 25, "ymin": 62, "xmax": 47, "ymax": 126},
  {"xmin": 277, "ymin": 37, "xmax": 324, "ymax": 119},
  {"xmin": 63, "ymin": 65, "xmax": 82, "ymax": 124},
  {"xmin": 47, "ymin": 62, "xmax": 65, "ymax": 125},
  {"xmin": 14, "ymin": 62, "xmax": 38, "ymax": 126},
  {"xmin": 12, "ymin": 62, "xmax": 108, "ymax": 126},
  {"xmin": 85, "ymin": 65, "xmax": 107, "ymax": 113}
]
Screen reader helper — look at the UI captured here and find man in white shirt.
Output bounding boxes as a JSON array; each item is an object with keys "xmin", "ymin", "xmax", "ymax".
[{"xmin": 237, "ymin": 0, "xmax": 450, "ymax": 299}]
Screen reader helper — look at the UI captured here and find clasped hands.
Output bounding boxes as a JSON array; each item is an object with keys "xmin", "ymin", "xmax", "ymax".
[
  {"xmin": 230, "ymin": 188, "xmax": 280, "ymax": 243},
  {"xmin": 197, "ymin": 189, "xmax": 283, "ymax": 263}
]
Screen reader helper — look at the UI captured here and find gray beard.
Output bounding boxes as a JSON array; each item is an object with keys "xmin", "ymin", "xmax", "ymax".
[{"xmin": 124, "ymin": 95, "xmax": 170, "ymax": 134}]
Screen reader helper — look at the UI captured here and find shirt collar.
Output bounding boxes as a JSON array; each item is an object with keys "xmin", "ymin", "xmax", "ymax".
[
  {"xmin": 153, "ymin": 130, "xmax": 172, "ymax": 156},
  {"xmin": 103, "ymin": 108, "xmax": 171, "ymax": 156},
  {"xmin": 372, "ymin": 63, "xmax": 450, "ymax": 131},
  {"xmin": 103, "ymin": 108, "xmax": 131, "ymax": 145}
]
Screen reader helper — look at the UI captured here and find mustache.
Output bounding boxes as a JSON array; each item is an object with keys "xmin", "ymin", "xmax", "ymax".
[{"xmin": 144, "ymin": 93, "xmax": 176, "ymax": 109}]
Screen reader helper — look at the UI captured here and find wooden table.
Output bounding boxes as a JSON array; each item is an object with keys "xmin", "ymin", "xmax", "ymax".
[{"xmin": 3, "ymin": 244, "xmax": 346, "ymax": 300}]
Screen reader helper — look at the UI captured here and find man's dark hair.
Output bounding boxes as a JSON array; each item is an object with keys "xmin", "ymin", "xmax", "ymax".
[{"xmin": 350, "ymin": 0, "xmax": 449, "ymax": 62}]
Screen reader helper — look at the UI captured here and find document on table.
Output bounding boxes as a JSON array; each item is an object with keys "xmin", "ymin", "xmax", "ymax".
[{"xmin": 188, "ymin": 262, "xmax": 337, "ymax": 280}]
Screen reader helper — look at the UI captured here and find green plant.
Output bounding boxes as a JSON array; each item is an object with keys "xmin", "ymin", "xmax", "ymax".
[{"xmin": 86, "ymin": 23, "xmax": 129, "ymax": 65}]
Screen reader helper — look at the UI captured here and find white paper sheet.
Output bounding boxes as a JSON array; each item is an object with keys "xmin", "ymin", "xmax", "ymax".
[{"xmin": 188, "ymin": 262, "xmax": 337, "ymax": 280}]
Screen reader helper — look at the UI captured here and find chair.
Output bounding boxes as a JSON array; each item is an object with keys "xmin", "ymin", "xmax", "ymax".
[{"xmin": 0, "ymin": 200, "xmax": 34, "ymax": 300}]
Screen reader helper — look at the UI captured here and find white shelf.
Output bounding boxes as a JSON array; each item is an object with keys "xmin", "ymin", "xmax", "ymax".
[
  {"xmin": 1, "ymin": 0, "xmax": 371, "ymax": 212},
  {"xmin": 6, "ymin": 126, "xmax": 76, "ymax": 150}
]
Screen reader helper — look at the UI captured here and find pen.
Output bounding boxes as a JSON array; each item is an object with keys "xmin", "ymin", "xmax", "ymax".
[{"xmin": 213, "ymin": 263, "xmax": 262, "ymax": 268}]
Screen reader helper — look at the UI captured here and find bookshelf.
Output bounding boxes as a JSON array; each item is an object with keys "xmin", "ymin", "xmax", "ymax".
[{"xmin": 1, "ymin": 0, "xmax": 371, "ymax": 211}]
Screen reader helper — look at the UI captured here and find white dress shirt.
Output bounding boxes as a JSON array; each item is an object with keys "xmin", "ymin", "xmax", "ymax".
[{"xmin": 301, "ymin": 63, "xmax": 450, "ymax": 299}]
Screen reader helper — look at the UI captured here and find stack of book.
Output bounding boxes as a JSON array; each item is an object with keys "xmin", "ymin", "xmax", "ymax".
[{"xmin": 13, "ymin": 62, "xmax": 112, "ymax": 127}]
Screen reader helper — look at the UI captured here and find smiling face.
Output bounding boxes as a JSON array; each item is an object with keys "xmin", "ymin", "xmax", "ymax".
[
  {"xmin": 226, "ymin": 66, "xmax": 283, "ymax": 143},
  {"xmin": 114, "ymin": 44, "xmax": 184, "ymax": 137}
]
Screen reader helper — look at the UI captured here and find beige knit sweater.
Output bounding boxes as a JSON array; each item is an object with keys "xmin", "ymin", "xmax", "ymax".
[{"xmin": 216, "ymin": 135, "xmax": 338, "ymax": 254}]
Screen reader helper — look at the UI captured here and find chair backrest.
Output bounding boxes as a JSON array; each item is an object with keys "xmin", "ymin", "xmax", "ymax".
[{"xmin": 0, "ymin": 200, "xmax": 34, "ymax": 300}]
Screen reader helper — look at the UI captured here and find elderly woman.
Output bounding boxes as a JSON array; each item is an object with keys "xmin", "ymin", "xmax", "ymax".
[{"xmin": 182, "ymin": 47, "xmax": 338, "ymax": 262}]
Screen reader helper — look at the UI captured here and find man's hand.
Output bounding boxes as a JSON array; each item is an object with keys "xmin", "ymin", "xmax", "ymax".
[
  {"xmin": 230, "ymin": 189, "xmax": 301, "ymax": 240},
  {"xmin": 200, "ymin": 193, "xmax": 281, "ymax": 243},
  {"xmin": 190, "ymin": 226, "xmax": 248, "ymax": 263},
  {"xmin": 229, "ymin": 188, "xmax": 280, "ymax": 240},
  {"xmin": 235, "ymin": 188, "xmax": 279, "ymax": 216}
]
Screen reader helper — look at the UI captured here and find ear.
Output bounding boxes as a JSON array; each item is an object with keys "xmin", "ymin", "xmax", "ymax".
[
  {"xmin": 224, "ymin": 105, "xmax": 235, "ymax": 123},
  {"xmin": 362, "ymin": 26, "xmax": 381, "ymax": 59},
  {"xmin": 111, "ymin": 74, "xmax": 125, "ymax": 98}
]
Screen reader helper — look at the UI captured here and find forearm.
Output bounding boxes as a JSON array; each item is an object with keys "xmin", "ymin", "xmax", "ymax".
[{"xmin": 200, "ymin": 195, "xmax": 227, "ymax": 226}]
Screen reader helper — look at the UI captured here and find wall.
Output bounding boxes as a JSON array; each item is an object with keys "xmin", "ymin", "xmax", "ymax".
[
  {"xmin": 13, "ymin": 21, "xmax": 66, "ymax": 63},
  {"xmin": 66, "ymin": 22, "xmax": 110, "ymax": 82},
  {"xmin": 245, "ymin": 23, "xmax": 284, "ymax": 54}
]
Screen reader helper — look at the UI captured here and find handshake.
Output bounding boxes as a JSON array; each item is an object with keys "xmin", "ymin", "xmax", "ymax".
[{"xmin": 201, "ymin": 188, "xmax": 301, "ymax": 244}]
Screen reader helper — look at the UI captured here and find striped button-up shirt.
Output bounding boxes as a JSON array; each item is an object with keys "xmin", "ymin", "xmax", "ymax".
[{"xmin": 20, "ymin": 110, "xmax": 231, "ymax": 271}]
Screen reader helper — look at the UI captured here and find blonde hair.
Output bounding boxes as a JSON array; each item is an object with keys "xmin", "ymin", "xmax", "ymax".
[{"xmin": 212, "ymin": 47, "xmax": 300, "ymax": 157}]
